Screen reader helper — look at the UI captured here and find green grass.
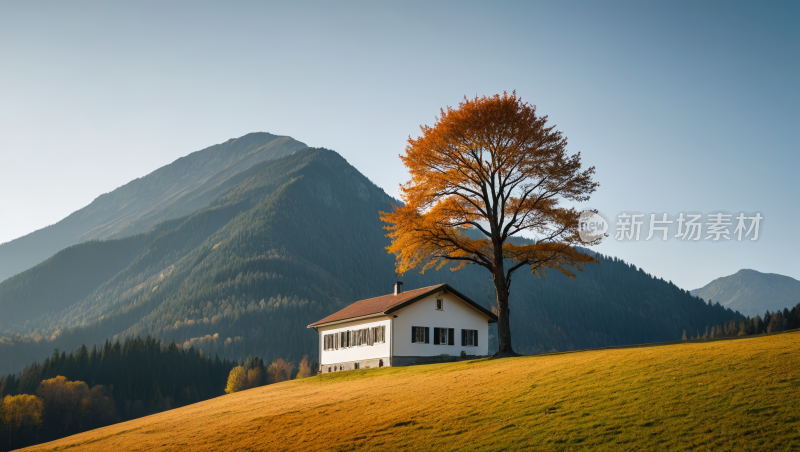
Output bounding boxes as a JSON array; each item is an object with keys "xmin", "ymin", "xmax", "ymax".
[{"xmin": 23, "ymin": 330, "xmax": 800, "ymax": 451}]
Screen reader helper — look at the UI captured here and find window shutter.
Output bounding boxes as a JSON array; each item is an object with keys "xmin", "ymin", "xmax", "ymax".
[
  {"xmin": 433, "ymin": 328, "xmax": 440, "ymax": 345},
  {"xmin": 475, "ymin": 331, "xmax": 478, "ymax": 347},
  {"xmin": 448, "ymin": 328, "xmax": 455, "ymax": 346},
  {"xmin": 411, "ymin": 327, "xmax": 415, "ymax": 343},
  {"xmin": 425, "ymin": 327, "xmax": 430, "ymax": 344}
]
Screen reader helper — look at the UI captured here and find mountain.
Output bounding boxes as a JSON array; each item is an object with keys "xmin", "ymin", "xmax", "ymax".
[
  {"xmin": 690, "ymin": 269, "xmax": 800, "ymax": 317},
  {"xmin": 0, "ymin": 140, "xmax": 743, "ymax": 375},
  {"xmin": 0, "ymin": 133, "xmax": 307, "ymax": 283}
]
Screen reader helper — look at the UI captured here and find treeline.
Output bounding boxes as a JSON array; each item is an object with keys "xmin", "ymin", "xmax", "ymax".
[
  {"xmin": 224, "ymin": 355, "xmax": 316, "ymax": 395},
  {"xmin": 686, "ymin": 304, "xmax": 800, "ymax": 340},
  {"xmin": 0, "ymin": 336, "xmax": 237, "ymax": 450}
]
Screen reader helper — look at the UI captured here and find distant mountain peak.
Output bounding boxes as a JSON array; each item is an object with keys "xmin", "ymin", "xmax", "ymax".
[{"xmin": 690, "ymin": 269, "xmax": 800, "ymax": 317}]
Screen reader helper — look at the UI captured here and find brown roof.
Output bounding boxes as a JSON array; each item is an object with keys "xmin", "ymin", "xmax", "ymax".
[{"xmin": 307, "ymin": 283, "xmax": 497, "ymax": 328}]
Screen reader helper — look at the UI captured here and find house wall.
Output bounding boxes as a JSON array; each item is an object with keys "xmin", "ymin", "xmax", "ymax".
[
  {"xmin": 318, "ymin": 316, "xmax": 391, "ymax": 372},
  {"xmin": 392, "ymin": 290, "xmax": 491, "ymax": 362}
]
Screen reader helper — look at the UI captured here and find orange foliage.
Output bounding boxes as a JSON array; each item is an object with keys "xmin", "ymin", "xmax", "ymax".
[
  {"xmin": 2, "ymin": 394, "xmax": 43, "ymax": 436},
  {"xmin": 35, "ymin": 376, "xmax": 89, "ymax": 431},
  {"xmin": 381, "ymin": 92, "xmax": 599, "ymax": 353},
  {"xmin": 295, "ymin": 355, "xmax": 315, "ymax": 379},
  {"xmin": 33, "ymin": 376, "xmax": 116, "ymax": 432},
  {"xmin": 247, "ymin": 368, "xmax": 263, "ymax": 388}
]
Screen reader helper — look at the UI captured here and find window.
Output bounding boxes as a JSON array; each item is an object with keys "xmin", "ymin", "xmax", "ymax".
[
  {"xmin": 368, "ymin": 325, "xmax": 386, "ymax": 345},
  {"xmin": 354, "ymin": 362, "xmax": 360, "ymax": 370},
  {"xmin": 434, "ymin": 327, "xmax": 455, "ymax": 345},
  {"xmin": 324, "ymin": 333, "xmax": 335, "ymax": 351},
  {"xmin": 412, "ymin": 326, "xmax": 429, "ymax": 343},
  {"xmin": 462, "ymin": 329, "xmax": 478, "ymax": 346},
  {"xmin": 332, "ymin": 326, "xmax": 385, "ymax": 349},
  {"xmin": 436, "ymin": 298, "xmax": 443, "ymax": 310}
]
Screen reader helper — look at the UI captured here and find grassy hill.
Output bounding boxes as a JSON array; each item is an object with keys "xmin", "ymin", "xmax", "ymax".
[
  {"xmin": 691, "ymin": 269, "xmax": 800, "ymax": 317},
  {"xmin": 19, "ymin": 331, "xmax": 800, "ymax": 451}
]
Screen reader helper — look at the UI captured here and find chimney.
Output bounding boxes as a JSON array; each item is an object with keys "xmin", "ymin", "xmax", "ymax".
[{"xmin": 394, "ymin": 281, "xmax": 404, "ymax": 296}]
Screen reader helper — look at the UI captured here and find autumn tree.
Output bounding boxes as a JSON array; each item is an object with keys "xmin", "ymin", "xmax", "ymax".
[
  {"xmin": 2, "ymin": 394, "xmax": 44, "ymax": 442},
  {"xmin": 35, "ymin": 376, "xmax": 90, "ymax": 433},
  {"xmin": 79, "ymin": 385, "xmax": 117, "ymax": 429},
  {"xmin": 381, "ymin": 92, "xmax": 599, "ymax": 355},
  {"xmin": 225, "ymin": 366, "xmax": 246, "ymax": 394},
  {"xmin": 295, "ymin": 355, "xmax": 315, "ymax": 379},
  {"xmin": 247, "ymin": 368, "xmax": 263, "ymax": 388},
  {"xmin": 267, "ymin": 358, "xmax": 294, "ymax": 384}
]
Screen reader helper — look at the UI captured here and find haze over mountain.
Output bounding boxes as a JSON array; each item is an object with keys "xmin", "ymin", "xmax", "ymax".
[
  {"xmin": 0, "ymin": 135, "xmax": 742, "ymax": 375},
  {"xmin": 690, "ymin": 269, "xmax": 800, "ymax": 318},
  {"xmin": 0, "ymin": 133, "xmax": 307, "ymax": 282}
]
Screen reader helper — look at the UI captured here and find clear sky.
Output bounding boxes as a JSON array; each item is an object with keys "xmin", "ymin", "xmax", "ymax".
[{"xmin": 1, "ymin": 1, "xmax": 798, "ymax": 290}]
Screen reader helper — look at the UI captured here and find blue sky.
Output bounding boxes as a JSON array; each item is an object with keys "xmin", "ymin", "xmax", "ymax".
[{"xmin": 0, "ymin": 1, "xmax": 797, "ymax": 290}]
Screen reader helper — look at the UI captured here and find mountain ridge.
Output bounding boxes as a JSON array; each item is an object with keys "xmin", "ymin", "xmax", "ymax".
[
  {"xmin": 0, "ymin": 132, "xmax": 307, "ymax": 282},
  {"xmin": 690, "ymin": 269, "xmax": 800, "ymax": 317}
]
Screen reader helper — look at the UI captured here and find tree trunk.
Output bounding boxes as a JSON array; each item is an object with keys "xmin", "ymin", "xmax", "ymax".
[{"xmin": 493, "ymin": 263, "xmax": 515, "ymax": 355}]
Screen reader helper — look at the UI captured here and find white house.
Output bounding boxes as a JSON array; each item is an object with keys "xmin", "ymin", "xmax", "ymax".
[{"xmin": 308, "ymin": 282, "xmax": 497, "ymax": 373}]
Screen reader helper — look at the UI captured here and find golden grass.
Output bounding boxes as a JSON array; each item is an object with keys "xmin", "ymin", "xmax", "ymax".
[{"xmin": 21, "ymin": 331, "xmax": 800, "ymax": 451}]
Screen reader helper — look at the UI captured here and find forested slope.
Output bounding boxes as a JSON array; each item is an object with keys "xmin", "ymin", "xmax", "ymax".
[
  {"xmin": 0, "ymin": 147, "xmax": 743, "ymax": 375},
  {"xmin": 0, "ymin": 132, "xmax": 306, "ymax": 282}
]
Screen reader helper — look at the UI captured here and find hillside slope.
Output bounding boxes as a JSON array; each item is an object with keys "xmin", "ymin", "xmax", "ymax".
[
  {"xmin": 21, "ymin": 331, "xmax": 800, "ymax": 452},
  {"xmin": 690, "ymin": 269, "xmax": 800, "ymax": 317},
  {"xmin": 0, "ymin": 147, "xmax": 742, "ymax": 375},
  {"xmin": 0, "ymin": 132, "xmax": 306, "ymax": 282}
]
